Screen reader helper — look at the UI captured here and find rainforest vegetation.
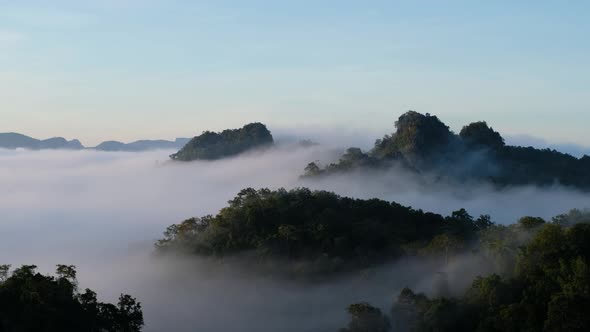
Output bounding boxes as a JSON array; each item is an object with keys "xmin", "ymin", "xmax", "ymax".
[
  {"xmin": 0, "ymin": 265, "xmax": 143, "ymax": 332},
  {"xmin": 155, "ymin": 187, "xmax": 590, "ymax": 331},
  {"xmin": 304, "ymin": 111, "xmax": 590, "ymax": 190},
  {"xmin": 170, "ymin": 123, "xmax": 274, "ymax": 161},
  {"xmin": 155, "ymin": 187, "xmax": 493, "ymax": 275},
  {"xmin": 342, "ymin": 209, "xmax": 590, "ymax": 332}
]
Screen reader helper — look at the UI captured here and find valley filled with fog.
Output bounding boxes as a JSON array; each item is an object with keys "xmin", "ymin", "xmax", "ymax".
[{"xmin": 1, "ymin": 145, "xmax": 589, "ymax": 331}]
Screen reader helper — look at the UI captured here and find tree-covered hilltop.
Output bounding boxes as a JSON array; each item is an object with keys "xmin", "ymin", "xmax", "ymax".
[
  {"xmin": 155, "ymin": 187, "xmax": 590, "ymax": 328},
  {"xmin": 170, "ymin": 123, "xmax": 274, "ymax": 161},
  {"xmin": 339, "ymin": 209, "xmax": 590, "ymax": 332},
  {"xmin": 0, "ymin": 264, "xmax": 143, "ymax": 332},
  {"xmin": 156, "ymin": 187, "xmax": 493, "ymax": 274},
  {"xmin": 373, "ymin": 111, "xmax": 457, "ymax": 165},
  {"xmin": 303, "ymin": 111, "xmax": 590, "ymax": 190}
]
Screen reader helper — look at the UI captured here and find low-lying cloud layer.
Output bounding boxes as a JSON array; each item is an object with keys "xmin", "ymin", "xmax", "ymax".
[{"xmin": 0, "ymin": 146, "xmax": 588, "ymax": 331}]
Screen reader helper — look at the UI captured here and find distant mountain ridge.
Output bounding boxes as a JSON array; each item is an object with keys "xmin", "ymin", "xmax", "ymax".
[
  {"xmin": 93, "ymin": 138, "xmax": 190, "ymax": 152},
  {"xmin": 0, "ymin": 132, "xmax": 190, "ymax": 151},
  {"xmin": 0, "ymin": 133, "xmax": 83, "ymax": 150}
]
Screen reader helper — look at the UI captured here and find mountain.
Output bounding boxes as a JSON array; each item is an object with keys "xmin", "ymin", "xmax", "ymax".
[
  {"xmin": 156, "ymin": 187, "xmax": 491, "ymax": 276},
  {"xmin": 0, "ymin": 132, "xmax": 192, "ymax": 152},
  {"xmin": 303, "ymin": 111, "xmax": 590, "ymax": 190},
  {"xmin": 0, "ymin": 133, "xmax": 83, "ymax": 150},
  {"xmin": 94, "ymin": 138, "xmax": 190, "ymax": 152},
  {"xmin": 170, "ymin": 123, "xmax": 274, "ymax": 161},
  {"xmin": 40, "ymin": 137, "xmax": 84, "ymax": 149},
  {"xmin": 93, "ymin": 140, "xmax": 127, "ymax": 151}
]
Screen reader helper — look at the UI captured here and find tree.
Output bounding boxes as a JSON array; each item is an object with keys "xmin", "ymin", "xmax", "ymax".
[
  {"xmin": 341, "ymin": 302, "xmax": 390, "ymax": 332},
  {"xmin": 478, "ymin": 225, "xmax": 519, "ymax": 275},
  {"xmin": 303, "ymin": 162, "xmax": 321, "ymax": 176},
  {"xmin": 0, "ymin": 264, "xmax": 144, "ymax": 332},
  {"xmin": 0, "ymin": 264, "xmax": 10, "ymax": 282},
  {"xmin": 391, "ymin": 288, "xmax": 428, "ymax": 331},
  {"xmin": 545, "ymin": 294, "xmax": 590, "ymax": 332},
  {"xmin": 552, "ymin": 209, "xmax": 590, "ymax": 226},
  {"xmin": 56, "ymin": 264, "xmax": 78, "ymax": 291},
  {"xmin": 116, "ymin": 294, "xmax": 144, "ymax": 332},
  {"xmin": 517, "ymin": 216, "xmax": 546, "ymax": 230},
  {"xmin": 459, "ymin": 121, "xmax": 505, "ymax": 150},
  {"xmin": 474, "ymin": 214, "xmax": 493, "ymax": 230},
  {"xmin": 423, "ymin": 233, "xmax": 463, "ymax": 266},
  {"xmin": 278, "ymin": 224, "xmax": 300, "ymax": 258}
]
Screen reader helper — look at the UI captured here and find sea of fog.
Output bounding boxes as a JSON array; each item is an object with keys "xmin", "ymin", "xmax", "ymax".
[{"xmin": 1, "ymin": 146, "xmax": 588, "ymax": 331}]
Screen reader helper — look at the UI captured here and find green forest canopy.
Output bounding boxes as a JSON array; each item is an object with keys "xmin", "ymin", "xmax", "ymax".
[
  {"xmin": 341, "ymin": 210, "xmax": 590, "ymax": 332},
  {"xmin": 304, "ymin": 111, "xmax": 590, "ymax": 190},
  {"xmin": 156, "ymin": 187, "xmax": 494, "ymax": 275},
  {"xmin": 0, "ymin": 264, "xmax": 143, "ymax": 332},
  {"xmin": 170, "ymin": 122, "xmax": 273, "ymax": 161},
  {"xmin": 154, "ymin": 186, "xmax": 590, "ymax": 331}
]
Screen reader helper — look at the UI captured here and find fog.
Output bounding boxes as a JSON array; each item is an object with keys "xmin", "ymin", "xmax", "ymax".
[{"xmin": 1, "ymin": 145, "xmax": 588, "ymax": 331}]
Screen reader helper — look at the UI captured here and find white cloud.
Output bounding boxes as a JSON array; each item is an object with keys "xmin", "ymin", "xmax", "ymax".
[{"xmin": 0, "ymin": 146, "xmax": 588, "ymax": 331}]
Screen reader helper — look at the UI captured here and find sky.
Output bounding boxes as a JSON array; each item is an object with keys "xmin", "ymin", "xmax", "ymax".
[{"xmin": 1, "ymin": 0, "xmax": 589, "ymax": 146}]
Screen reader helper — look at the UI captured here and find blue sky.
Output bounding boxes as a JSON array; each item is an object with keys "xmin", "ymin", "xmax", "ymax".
[{"xmin": 1, "ymin": 0, "xmax": 589, "ymax": 146}]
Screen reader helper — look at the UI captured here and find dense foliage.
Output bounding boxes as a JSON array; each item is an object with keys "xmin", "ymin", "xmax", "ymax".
[
  {"xmin": 154, "ymin": 187, "xmax": 590, "ymax": 330},
  {"xmin": 156, "ymin": 188, "xmax": 492, "ymax": 275},
  {"xmin": 340, "ymin": 303, "xmax": 390, "ymax": 332},
  {"xmin": 373, "ymin": 111, "xmax": 455, "ymax": 163},
  {"xmin": 0, "ymin": 265, "xmax": 143, "ymax": 332},
  {"xmin": 170, "ymin": 123, "xmax": 273, "ymax": 161},
  {"xmin": 304, "ymin": 111, "xmax": 590, "ymax": 190},
  {"xmin": 459, "ymin": 121, "xmax": 505, "ymax": 151},
  {"xmin": 339, "ymin": 209, "xmax": 590, "ymax": 332}
]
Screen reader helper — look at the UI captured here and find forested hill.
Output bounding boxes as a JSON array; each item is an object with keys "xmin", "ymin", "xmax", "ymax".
[
  {"xmin": 303, "ymin": 111, "xmax": 590, "ymax": 190},
  {"xmin": 156, "ymin": 187, "xmax": 493, "ymax": 275},
  {"xmin": 170, "ymin": 122, "xmax": 274, "ymax": 161},
  {"xmin": 0, "ymin": 264, "xmax": 143, "ymax": 331},
  {"xmin": 340, "ymin": 209, "xmax": 590, "ymax": 332}
]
